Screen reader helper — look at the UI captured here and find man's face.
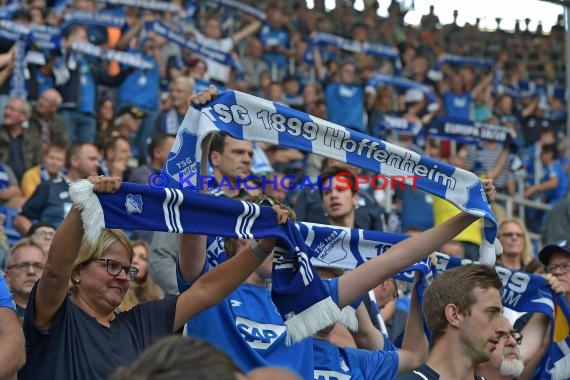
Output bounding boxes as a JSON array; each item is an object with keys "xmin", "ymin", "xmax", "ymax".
[
  {"xmin": 321, "ymin": 177, "xmax": 357, "ymax": 224},
  {"xmin": 498, "ymin": 222, "xmax": 525, "ymax": 257},
  {"xmin": 488, "ymin": 318, "xmax": 524, "ymax": 377},
  {"xmin": 458, "ymin": 287, "xmax": 503, "ymax": 363},
  {"xmin": 170, "ymin": 82, "xmax": 192, "ymax": 111},
  {"xmin": 210, "ymin": 138, "xmax": 253, "ymax": 181},
  {"xmin": 546, "ymin": 251, "xmax": 570, "ymax": 290},
  {"xmin": 5, "ymin": 245, "xmax": 46, "ymax": 306},
  {"xmin": 36, "ymin": 92, "xmax": 60, "ymax": 117},
  {"xmin": 3, "ymin": 99, "xmax": 28, "ymax": 127},
  {"xmin": 74, "ymin": 145, "xmax": 100, "ymax": 178}
]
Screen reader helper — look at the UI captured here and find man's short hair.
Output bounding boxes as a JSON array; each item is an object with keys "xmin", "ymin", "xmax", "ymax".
[
  {"xmin": 66, "ymin": 142, "xmax": 98, "ymax": 167},
  {"xmin": 170, "ymin": 76, "xmax": 195, "ymax": 94},
  {"xmin": 6, "ymin": 237, "xmax": 46, "ymax": 267},
  {"xmin": 148, "ymin": 133, "xmax": 171, "ymax": 159},
  {"xmin": 207, "ymin": 132, "xmax": 229, "ymax": 165},
  {"xmin": 423, "ymin": 264, "xmax": 502, "ymax": 345}
]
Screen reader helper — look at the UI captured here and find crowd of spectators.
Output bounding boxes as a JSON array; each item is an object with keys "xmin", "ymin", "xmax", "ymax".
[{"xmin": 0, "ymin": 0, "xmax": 570, "ymax": 379}]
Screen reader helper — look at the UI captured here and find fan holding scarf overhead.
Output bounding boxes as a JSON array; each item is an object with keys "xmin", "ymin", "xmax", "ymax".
[{"xmin": 62, "ymin": 86, "xmax": 500, "ymax": 378}]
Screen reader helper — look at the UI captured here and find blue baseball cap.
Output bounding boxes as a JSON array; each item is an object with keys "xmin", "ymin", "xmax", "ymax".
[{"xmin": 538, "ymin": 240, "xmax": 570, "ymax": 265}]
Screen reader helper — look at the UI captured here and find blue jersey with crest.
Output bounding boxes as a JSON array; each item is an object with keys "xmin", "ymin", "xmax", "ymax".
[
  {"xmin": 178, "ymin": 262, "xmax": 339, "ymax": 379},
  {"xmin": 313, "ymin": 338, "xmax": 399, "ymax": 380}
]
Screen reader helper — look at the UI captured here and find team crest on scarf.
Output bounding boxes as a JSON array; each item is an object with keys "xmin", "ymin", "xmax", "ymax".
[
  {"xmin": 125, "ymin": 194, "xmax": 143, "ymax": 214},
  {"xmin": 165, "ymin": 129, "xmax": 198, "ymax": 187}
]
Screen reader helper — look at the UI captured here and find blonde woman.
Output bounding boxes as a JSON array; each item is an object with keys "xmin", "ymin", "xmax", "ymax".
[
  {"xmin": 497, "ymin": 218, "xmax": 533, "ymax": 271},
  {"xmin": 20, "ymin": 176, "xmax": 291, "ymax": 380}
]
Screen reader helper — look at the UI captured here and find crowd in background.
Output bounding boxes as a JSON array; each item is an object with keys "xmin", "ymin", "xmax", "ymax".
[{"xmin": 0, "ymin": 0, "xmax": 570, "ymax": 379}]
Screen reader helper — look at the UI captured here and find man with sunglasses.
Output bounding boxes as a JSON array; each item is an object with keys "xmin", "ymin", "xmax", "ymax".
[{"xmin": 476, "ymin": 314, "xmax": 550, "ymax": 380}]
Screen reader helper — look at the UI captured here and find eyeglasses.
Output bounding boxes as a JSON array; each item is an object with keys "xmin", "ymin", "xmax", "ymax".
[
  {"xmin": 499, "ymin": 232, "xmax": 524, "ymax": 239},
  {"xmin": 97, "ymin": 259, "xmax": 138, "ymax": 281},
  {"xmin": 33, "ymin": 231, "xmax": 55, "ymax": 239},
  {"xmin": 495, "ymin": 331, "xmax": 523, "ymax": 345},
  {"xmin": 545, "ymin": 262, "xmax": 570, "ymax": 274},
  {"xmin": 7, "ymin": 261, "xmax": 45, "ymax": 271}
]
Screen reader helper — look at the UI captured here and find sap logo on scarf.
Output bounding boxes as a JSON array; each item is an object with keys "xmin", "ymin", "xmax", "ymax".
[
  {"xmin": 236, "ymin": 317, "xmax": 286, "ymax": 350},
  {"xmin": 314, "ymin": 370, "xmax": 351, "ymax": 380},
  {"xmin": 496, "ymin": 267, "xmax": 530, "ymax": 308},
  {"xmin": 202, "ymin": 104, "xmax": 251, "ymax": 126}
]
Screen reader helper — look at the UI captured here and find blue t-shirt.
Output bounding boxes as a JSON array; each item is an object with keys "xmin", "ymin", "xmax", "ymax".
[
  {"xmin": 543, "ymin": 161, "xmax": 569, "ymax": 205},
  {"xmin": 117, "ymin": 52, "xmax": 160, "ymax": 110},
  {"xmin": 313, "ymin": 338, "xmax": 399, "ymax": 380},
  {"xmin": 259, "ymin": 25, "xmax": 289, "ymax": 69},
  {"xmin": 325, "ymin": 83, "xmax": 365, "ymax": 132},
  {"xmin": 0, "ymin": 276, "xmax": 16, "ymax": 312},
  {"xmin": 178, "ymin": 262, "xmax": 340, "ymax": 380},
  {"xmin": 442, "ymin": 91, "xmax": 473, "ymax": 120}
]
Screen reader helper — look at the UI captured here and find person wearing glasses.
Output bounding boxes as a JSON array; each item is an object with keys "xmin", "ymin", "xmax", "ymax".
[
  {"xmin": 539, "ymin": 241, "xmax": 570, "ymax": 348},
  {"xmin": 19, "ymin": 175, "xmax": 292, "ymax": 380},
  {"xmin": 4, "ymin": 237, "xmax": 46, "ymax": 318},
  {"xmin": 496, "ymin": 218, "xmax": 533, "ymax": 272}
]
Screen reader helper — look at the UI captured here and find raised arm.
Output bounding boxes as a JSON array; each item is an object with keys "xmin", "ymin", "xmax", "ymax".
[
  {"xmin": 397, "ymin": 277, "xmax": 428, "ymax": 373},
  {"xmin": 0, "ymin": 308, "xmax": 25, "ymax": 378},
  {"xmin": 337, "ymin": 180, "xmax": 496, "ymax": 307},
  {"xmin": 173, "ymin": 206, "xmax": 289, "ymax": 331},
  {"xmin": 352, "ymin": 302, "xmax": 384, "ymax": 350},
  {"xmin": 232, "ymin": 18, "xmax": 262, "ymax": 45},
  {"xmin": 519, "ymin": 273, "xmax": 561, "ymax": 364},
  {"xmin": 34, "ymin": 176, "xmax": 121, "ymax": 329}
]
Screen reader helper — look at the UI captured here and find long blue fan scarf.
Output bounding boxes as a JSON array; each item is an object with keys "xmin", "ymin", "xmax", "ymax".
[
  {"xmin": 367, "ymin": 73, "xmax": 439, "ymax": 112},
  {"xmin": 69, "ymin": 180, "xmax": 341, "ymax": 344},
  {"xmin": 145, "ymin": 21, "xmax": 237, "ymax": 68},
  {"xmin": 304, "ymin": 32, "xmax": 402, "ymax": 75},
  {"xmin": 70, "ymin": 41, "xmax": 154, "ymax": 70},
  {"xmin": 164, "ymin": 90, "xmax": 500, "ymax": 265},
  {"xmin": 428, "ymin": 53, "xmax": 494, "ymax": 81},
  {"xmin": 204, "ymin": 0, "xmax": 267, "ymax": 20},
  {"xmin": 98, "ymin": 0, "xmax": 181, "ymax": 12},
  {"xmin": 63, "ymin": 10, "xmax": 126, "ymax": 29}
]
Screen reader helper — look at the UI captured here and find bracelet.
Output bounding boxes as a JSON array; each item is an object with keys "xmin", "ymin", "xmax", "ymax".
[{"xmin": 250, "ymin": 240, "xmax": 271, "ymax": 260}]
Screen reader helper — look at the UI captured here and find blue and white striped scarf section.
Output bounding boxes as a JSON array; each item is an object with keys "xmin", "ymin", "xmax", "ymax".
[
  {"xmin": 426, "ymin": 116, "xmax": 514, "ymax": 146},
  {"xmin": 0, "ymin": 20, "xmax": 59, "ymax": 51},
  {"xmin": 69, "ymin": 180, "xmax": 341, "ymax": 344},
  {"xmin": 367, "ymin": 73, "xmax": 439, "ymax": 112},
  {"xmin": 97, "ymin": 0, "xmax": 181, "ymax": 12},
  {"xmin": 63, "ymin": 10, "xmax": 126, "ymax": 29},
  {"xmin": 304, "ymin": 32, "xmax": 402, "ymax": 75},
  {"xmin": 428, "ymin": 53, "xmax": 495, "ymax": 81},
  {"xmin": 377, "ymin": 115, "xmax": 423, "ymax": 137},
  {"xmin": 204, "ymin": 0, "xmax": 266, "ymax": 20},
  {"xmin": 145, "ymin": 21, "xmax": 237, "ymax": 68},
  {"xmin": 10, "ymin": 38, "xmax": 27, "ymax": 99},
  {"xmin": 70, "ymin": 41, "xmax": 154, "ymax": 70},
  {"xmin": 164, "ymin": 90, "xmax": 500, "ymax": 265}
]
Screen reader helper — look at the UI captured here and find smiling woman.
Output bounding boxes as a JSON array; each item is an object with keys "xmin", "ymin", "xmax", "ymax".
[{"xmin": 19, "ymin": 175, "xmax": 292, "ymax": 380}]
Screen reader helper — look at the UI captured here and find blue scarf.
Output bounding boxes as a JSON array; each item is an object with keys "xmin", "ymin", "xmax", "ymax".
[
  {"xmin": 63, "ymin": 10, "xmax": 126, "ymax": 29},
  {"xmin": 69, "ymin": 180, "xmax": 341, "ymax": 344},
  {"xmin": 70, "ymin": 41, "xmax": 154, "ymax": 70},
  {"xmin": 145, "ymin": 21, "xmax": 237, "ymax": 68},
  {"xmin": 427, "ymin": 116, "xmax": 514, "ymax": 146},
  {"xmin": 204, "ymin": 0, "xmax": 266, "ymax": 20},
  {"xmin": 99, "ymin": 0, "xmax": 181, "ymax": 12},
  {"xmin": 367, "ymin": 73, "xmax": 439, "ymax": 112},
  {"xmin": 304, "ymin": 32, "xmax": 402, "ymax": 75},
  {"xmin": 164, "ymin": 90, "xmax": 500, "ymax": 265},
  {"xmin": 428, "ymin": 53, "xmax": 494, "ymax": 81},
  {"xmin": 9, "ymin": 38, "xmax": 27, "ymax": 99}
]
